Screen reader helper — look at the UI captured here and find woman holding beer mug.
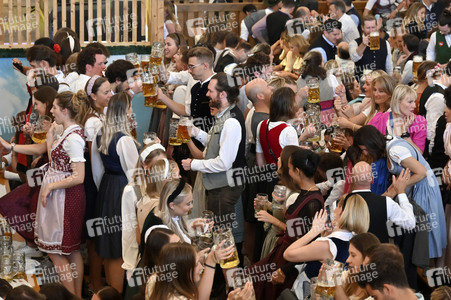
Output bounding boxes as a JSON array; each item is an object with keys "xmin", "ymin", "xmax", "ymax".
[
  {"xmin": 338, "ymin": 74, "xmax": 396, "ymax": 131},
  {"xmin": 334, "ymin": 233, "xmax": 381, "ymax": 300},
  {"xmin": 369, "ymin": 85, "xmax": 427, "ymax": 153},
  {"xmin": 284, "ymin": 194, "xmax": 370, "ymax": 299},
  {"xmin": 140, "ymin": 179, "xmax": 213, "ymax": 246},
  {"xmin": 0, "ymin": 86, "xmax": 57, "ymax": 250}
]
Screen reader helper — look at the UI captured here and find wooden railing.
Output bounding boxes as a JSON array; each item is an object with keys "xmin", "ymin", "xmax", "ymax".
[{"xmin": 0, "ymin": 0, "xmax": 367, "ymax": 49}]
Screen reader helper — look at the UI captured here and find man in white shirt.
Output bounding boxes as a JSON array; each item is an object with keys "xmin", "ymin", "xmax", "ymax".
[
  {"xmin": 70, "ymin": 46, "xmax": 108, "ymax": 92},
  {"xmin": 182, "ymin": 72, "xmax": 246, "ymax": 231},
  {"xmin": 349, "ymin": 161, "xmax": 416, "ymax": 243},
  {"xmin": 329, "ymin": 0, "xmax": 360, "ymax": 43},
  {"xmin": 426, "ymin": 10, "xmax": 451, "ymax": 64},
  {"xmin": 240, "ymin": 0, "xmax": 282, "ymax": 41},
  {"xmin": 349, "ymin": 15, "xmax": 393, "ymax": 78}
]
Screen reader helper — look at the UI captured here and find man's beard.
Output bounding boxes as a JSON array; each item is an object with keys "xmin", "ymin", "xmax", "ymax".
[{"xmin": 209, "ymin": 96, "xmax": 221, "ymax": 109}]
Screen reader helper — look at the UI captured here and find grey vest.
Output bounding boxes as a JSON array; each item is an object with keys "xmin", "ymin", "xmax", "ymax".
[
  {"xmin": 203, "ymin": 104, "xmax": 243, "ymax": 190},
  {"xmin": 244, "ymin": 9, "xmax": 267, "ymax": 36}
]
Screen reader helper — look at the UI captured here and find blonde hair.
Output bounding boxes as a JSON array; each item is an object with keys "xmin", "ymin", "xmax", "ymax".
[
  {"xmin": 390, "ymin": 85, "xmax": 417, "ymax": 115},
  {"xmin": 156, "ymin": 179, "xmax": 193, "ymax": 242},
  {"xmin": 337, "ymin": 194, "xmax": 370, "ymax": 234},
  {"xmin": 99, "ymin": 91, "xmax": 134, "ymax": 155},
  {"xmin": 288, "ymin": 34, "xmax": 310, "ymax": 56},
  {"xmin": 404, "ymin": 2, "xmax": 426, "ymax": 26},
  {"xmin": 365, "ymin": 74, "xmax": 396, "ymax": 124}
]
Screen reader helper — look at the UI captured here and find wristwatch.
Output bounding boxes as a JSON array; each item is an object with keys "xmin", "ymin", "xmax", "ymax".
[
  {"xmin": 401, "ymin": 132, "xmax": 410, "ymax": 138},
  {"xmin": 10, "ymin": 142, "xmax": 15, "ymax": 151}
]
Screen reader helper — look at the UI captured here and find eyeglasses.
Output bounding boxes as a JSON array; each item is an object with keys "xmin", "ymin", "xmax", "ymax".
[{"xmin": 188, "ymin": 63, "xmax": 203, "ymax": 70}]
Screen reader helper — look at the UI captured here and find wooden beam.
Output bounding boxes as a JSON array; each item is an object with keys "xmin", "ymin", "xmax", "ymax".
[{"xmin": 150, "ymin": 0, "xmax": 164, "ymax": 43}]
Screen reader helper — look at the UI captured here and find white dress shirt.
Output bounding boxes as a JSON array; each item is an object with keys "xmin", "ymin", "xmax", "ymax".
[
  {"xmin": 191, "ymin": 105, "xmax": 242, "ymax": 174},
  {"xmin": 349, "ymin": 38, "xmax": 393, "ymax": 75},
  {"xmin": 425, "ymin": 82, "xmax": 447, "ymax": 153},
  {"xmin": 255, "ymin": 120, "xmax": 299, "ymax": 154},
  {"xmin": 339, "ymin": 14, "xmax": 360, "ymax": 43},
  {"xmin": 426, "ymin": 32, "xmax": 451, "ymax": 62},
  {"xmin": 353, "ymin": 189, "xmax": 416, "ymax": 230}
]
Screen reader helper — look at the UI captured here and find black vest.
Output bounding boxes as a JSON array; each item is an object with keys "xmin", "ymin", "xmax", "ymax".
[
  {"xmin": 354, "ymin": 191, "xmax": 389, "ymax": 243},
  {"xmin": 230, "ymin": 105, "xmax": 247, "ymax": 170},
  {"xmin": 427, "ymin": 114, "xmax": 448, "ymax": 170},
  {"xmin": 418, "ymin": 84, "xmax": 445, "ymax": 117},
  {"xmin": 309, "ymin": 36, "xmax": 336, "ymax": 62},
  {"xmin": 190, "ymin": 81, "xmax": 215, "ymax": 133},
  {"xmin": 354, "ymin": 36, "xmax": 388, "ymax": 79}
]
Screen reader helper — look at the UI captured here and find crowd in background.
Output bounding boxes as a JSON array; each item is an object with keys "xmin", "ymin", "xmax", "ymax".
[{"xmin": 0, "ymin": 0, "xmax": 450, "ymax": 299}]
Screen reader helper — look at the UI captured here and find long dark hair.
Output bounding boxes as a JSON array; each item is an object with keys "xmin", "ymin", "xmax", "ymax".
[
  {"xmin": 149, "ymin": 243, "xmax": 198, "ymax": 300},
  {"xmin": 348, "ymin": 125, "xmax": 387, "ymax": 164},
  {"xmin": 290, "ymin": 148, "xmax": 321, "ymax": 178},
  {"xmin": 141, "ymin": 228, "xmax": 176, "ymax": 274},
  {"xmin": 300, "ymin": 51, "xmax": 327, "ymax": 80},
  {"xmin": 278, "ymin": 145, "xmax": 300, "ymax": 191},
  {"xmin": 39, "ymin": 283, "xmax": 79, "ymax": 300}
]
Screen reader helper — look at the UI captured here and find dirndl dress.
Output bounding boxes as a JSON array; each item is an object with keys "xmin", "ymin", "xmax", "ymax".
[{"xmin": 34, "ymin": 125, "xmax": 86, "ymax": 255}]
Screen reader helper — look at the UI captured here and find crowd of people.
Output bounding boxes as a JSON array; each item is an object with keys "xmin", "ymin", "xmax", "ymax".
[{"xmin": 0, "ymin": 0, "xmax": 451, "ymax": 299}]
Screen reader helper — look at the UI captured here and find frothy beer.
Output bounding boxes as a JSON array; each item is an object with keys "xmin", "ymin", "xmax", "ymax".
[
  {"xmin": 369, "ymin": 32, "xmax": 380, "ymax": 50},
  {"xmin": 142, "ymin": 82, "xmax": 156, "ymax": 97},
  {"xmin": 32, "ymin": 131, "xmax": 47, "ymax": 144},
  {"xmin": 316, "ymin": 284, "xmax": 337, "ymax": 298},
  {"xmin": 412, "ymin": 55, "xmax": 423, "ymax": 76},
  {"xmin": 220, "ymin": 249, "xmax": 240, "ymax": 269},
  {"xmin": 150, "ymin": 56, "xmax": 163, "ymax": 65},
  {"xmin": 177, "ymin": 125, "xmax": 190, "ymax": 143},
  {"xmin": 308, "ymin": 88, "xmax": 320, "ymax": 103}
]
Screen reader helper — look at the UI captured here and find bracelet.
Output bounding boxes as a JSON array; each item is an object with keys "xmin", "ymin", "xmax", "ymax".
[
  {"xmin": 204, "ymin": 263, "xmax": 216, "ymax": 270},
  {"xmin": 10, "ymin": 143, "xmax": 15, "ymax": 151}
]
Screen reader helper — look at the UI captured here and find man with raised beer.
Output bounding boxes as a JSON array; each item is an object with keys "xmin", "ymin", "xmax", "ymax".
[
  {"xmin": 156, "ymin": 46, "xmax": 216, "ymax": 134},
  {"xmin": 349, "ymin": 15, "xmax": 393, "ymax": 79},
  {"xmin": 181, "ymin": 72, "xmax": 246, "ymax": 232}
]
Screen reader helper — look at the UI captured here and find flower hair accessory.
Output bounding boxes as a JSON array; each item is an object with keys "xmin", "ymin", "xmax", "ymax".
[
  {"xmin": 434, "ymin": 63, "xmax": 442, "ymax": 71},
  {"xmin": 67, "ymin": 32, "xmax": 75, "ymax": 52},
  {"xmin": 86, "ymin": 75, "xmax": 101, "ymax": 96},
  {"xmin": 53, "ymin": 44, "xmax": 61, "ymax": 53}
]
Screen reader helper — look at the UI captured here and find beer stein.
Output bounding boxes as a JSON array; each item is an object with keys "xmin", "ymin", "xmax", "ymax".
[
  {"xmin": 169, "ymin": 118, "xmax": 182, "ymax": 146},
  {"xmin": 330, "ymin": 127, "xmax": 344, "ymax": 153},
  {"xmin": 369, "ymin": 32, "xmax": 380, "ymax": 50},
  {"xmin": 32, "ymin": 115, "xmax": 52, "ymax": 144},
  {"xmin": 316, "ymin": 259, "xmax": 344, "ymax": 298},
  {"xmin": 125, "ymin": 52, "xmax": 140, "ymax": 69},
  {"xmin": 307, "ymin": 77, "xmax": 320, "ymax": 103},
  {"xmin": 272, "ymin": 185, "xmax": 287, "ymax": 211},
  {"xmin": 12, "ymin": 252, "xmax": 26, "ymax": 279},
  {"xmin": 177, "ymin": 117, "xmax": 193, "ymax": 143},
  {"xmin": 201, "ymin": 210, "xmax": 214, "ymax": 238},
  {"xmin": 305, "ymin": 103, "xmax": 321, "ymax": 142},
  {"xmin": 412, "ymin": 55, "xmax": 423, "ymax": 76},
  {"xmin": 255, "ymin": 193, "xmax": 268, "ymax": 218},
  {"xmin": 151, "ymin": 42, "xmax": 164, "ymax": 65},
  {"xmin": 141, "ymin": 54, "xmax": 150, "ymax": 72},
  {"xmin": 143, "ymin": 132, "xmax": 157, "ymax": 145},
  {"xmin": 229, "ymin": 270, "xmax": 256, "ymax": 300},
  {"xmin": 213, "ymin": 228, "xmax": 240, "ymax": 269}
]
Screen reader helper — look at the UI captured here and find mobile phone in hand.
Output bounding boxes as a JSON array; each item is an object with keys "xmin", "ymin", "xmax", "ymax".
[{"xmin": 13, "ymin": 62, "xmax": 24, "ymax": 73}]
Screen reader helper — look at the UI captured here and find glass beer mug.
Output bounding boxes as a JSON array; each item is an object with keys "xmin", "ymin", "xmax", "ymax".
[
  {"xmin": 369, "ymin": 32, "xmax": 380, "ymax": 50},
  {"xmin": 151, "ymin": 42, "xmax": 164, "ymax": 66},
  {"xmin": 213, "ymin": 228, "xmax": 240, "ymax": 269},
  {"xmin": 141, "ymin": 54, "xmax": 150, "ymax": 72},
  {"xmin": 125, "ymin": 52, "xmax": 140, "ymax": 69},
  {"xmin": 32, "ymin": 115, "xmax": 52, "ymax": 144},
  {"xmin": 316, "ymin": 259, "xmax": 344, "ymax": 298},
  {"xmin": 169, "ymin": 118, "xmax": 182, "ymax": 146},
  {"xmin": 412, "ymin": 55, "xmax": 423, "ymax": 77},
  {"xmin": 305, "ymin": 103, "xmax": 321, "ymax": 142},
  {"xmin": 307, "ymin": 77, "xmax": 320, "ymax": 103},
  {"xmin": 330, "ymin": 127, "xmax": 344, "ymax": 153},
  {"xmin": 177, "ymin": 117, "xmax": 192, "ymax": 143}
]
